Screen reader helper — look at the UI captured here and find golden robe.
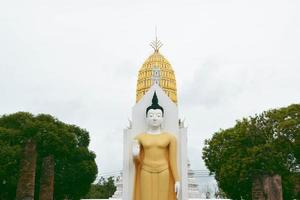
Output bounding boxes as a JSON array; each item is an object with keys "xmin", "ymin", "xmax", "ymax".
[{"xmin": 133, "ymin": 132, "xmax": 180, "ymax": 200}]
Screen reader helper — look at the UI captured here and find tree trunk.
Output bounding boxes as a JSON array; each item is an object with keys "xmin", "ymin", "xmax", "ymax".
[
  {"xmin": 294, "ymin": 175, "xmax": 300, "ymax": 199},
  {"xmin": 39, "ymin": 155, "xmax": 55, "ymax": 200},
  {"xmin": 252, "ymin": 175, "xmax": 283, "ymax": 200},
  {"xmin": 15, "ymin": 140, "xmax": 37, "ymax": 200}
]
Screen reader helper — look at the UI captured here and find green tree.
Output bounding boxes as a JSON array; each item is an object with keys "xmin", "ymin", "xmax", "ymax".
[
  {"xmin": 0, "ymin": 112, "xmax": 98, "ymax": 200},
  {"xmin": 202, "ymin": 104, "xmax": 300, "ymax": 199},
  {"xmin": 84, "ymin": 176, "xmax": 117, "ymax": 199},
  {"xmin": 0, "ymin": 128, "xmax": 22, "ymax": 199}
]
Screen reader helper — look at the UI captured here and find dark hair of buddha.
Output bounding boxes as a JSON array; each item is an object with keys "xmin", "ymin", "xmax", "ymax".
[{"xmin": 146, "ymin": 91, "xmax": 164, "ymax": 116}]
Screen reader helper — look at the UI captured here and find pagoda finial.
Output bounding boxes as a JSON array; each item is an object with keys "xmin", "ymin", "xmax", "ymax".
[{"xmin": 150, "ymin": 26, "xmax": 163, "ymax": 52}]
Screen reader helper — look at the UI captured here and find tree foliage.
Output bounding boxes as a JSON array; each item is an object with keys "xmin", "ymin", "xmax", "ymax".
[
  {"xmin": 84, "ymin": 176, "xmax": 116, "ymax": 199},
  {"xmin": 0, "ymin": 112, "xmax": 98, "ymax": 200},
  {"xmin": 202, "ymin": 104, "xmax": 300, "ymax": 199}
]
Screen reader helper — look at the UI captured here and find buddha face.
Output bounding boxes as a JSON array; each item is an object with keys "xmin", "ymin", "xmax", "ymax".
[{"xmin": 146, "ymin": 109, "xmax": 164, "ymax": 128}]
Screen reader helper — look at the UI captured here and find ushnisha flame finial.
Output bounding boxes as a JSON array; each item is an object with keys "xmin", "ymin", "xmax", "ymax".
[{"xmin": 150, "ymin": 27, "xmax": 163, "ymax": 52}]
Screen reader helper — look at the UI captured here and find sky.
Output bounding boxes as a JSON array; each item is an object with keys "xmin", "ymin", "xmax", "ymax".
[{"xmin": 1, "ymin": 0, "xmax": 300, "ymax": 176}]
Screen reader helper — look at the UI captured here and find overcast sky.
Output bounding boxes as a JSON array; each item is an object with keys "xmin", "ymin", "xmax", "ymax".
[{"xmin": 1, "ymin": 0, "xmax": 300, "ymax": 175}]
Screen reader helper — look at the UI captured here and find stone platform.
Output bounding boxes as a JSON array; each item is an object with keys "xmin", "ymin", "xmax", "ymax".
[{"xmin": 82, "ymin": 199, "xmax": 229, "ymax": 200}]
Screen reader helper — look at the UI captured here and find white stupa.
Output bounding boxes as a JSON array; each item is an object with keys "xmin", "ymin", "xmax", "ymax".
[{"xmin": 110, "ymin": 39, "xmax": 204, "ymax": 200}]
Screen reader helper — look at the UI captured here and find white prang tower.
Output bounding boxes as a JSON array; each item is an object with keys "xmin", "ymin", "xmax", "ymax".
[{"xmin": 112, "ymin": 38, "xmax": 200, "ymax": 200}]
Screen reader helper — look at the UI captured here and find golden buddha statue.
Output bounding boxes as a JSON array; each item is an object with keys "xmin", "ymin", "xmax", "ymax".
[{"xmin": 132, "ymin": 92, "xmax": 180, "ymax": 200}]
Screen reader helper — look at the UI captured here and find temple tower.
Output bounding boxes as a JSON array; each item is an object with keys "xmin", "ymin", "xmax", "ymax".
[
  {"xmin": 112, "ymin": 38, "xmax": 195, "ymax": 200},
  {"xmin": 136, "ymin": 37, "xmax": 178, "ymax": 103}
]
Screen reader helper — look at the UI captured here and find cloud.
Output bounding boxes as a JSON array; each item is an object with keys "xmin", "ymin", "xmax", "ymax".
[
  {"xmin": 181, "ymin": 58, "xmax": 244, "ymax": 107},
  {"xmin": 0, "ymin": 0, "xmax": 300, "ymax": 174}
]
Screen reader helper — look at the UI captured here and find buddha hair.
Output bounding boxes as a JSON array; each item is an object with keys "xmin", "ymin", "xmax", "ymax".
[{"xmin": 146, "ymin": 91, "xmax": 164, "ymax": 116}]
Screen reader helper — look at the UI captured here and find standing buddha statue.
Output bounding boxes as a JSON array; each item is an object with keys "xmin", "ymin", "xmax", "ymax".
[{"xmin": 132, "ymin": 92, "xmax": 180, "ymax": 200}]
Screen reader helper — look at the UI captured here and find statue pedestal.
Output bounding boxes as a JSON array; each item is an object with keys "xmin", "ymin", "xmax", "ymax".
[{"xmin": 83, "ymin": 199, "xmax": 228, "ymax": 200}]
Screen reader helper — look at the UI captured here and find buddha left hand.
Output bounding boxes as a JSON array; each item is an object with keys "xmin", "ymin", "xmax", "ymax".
[{"xmin": 175, "ymin": 181, "xmax": 180, "ymax": 199}]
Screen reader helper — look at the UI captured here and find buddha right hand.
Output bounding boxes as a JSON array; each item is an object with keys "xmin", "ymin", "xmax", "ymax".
[{"xmin": 132, "ymin": 139, "xmax": 140, "ymax": 157}]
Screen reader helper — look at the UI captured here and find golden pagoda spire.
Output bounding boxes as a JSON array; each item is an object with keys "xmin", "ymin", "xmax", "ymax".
[
  {"xmin": 150, "ymin": 27, "xmax": 163, "ymax": 52},
  {"xmin": 136, "ymin": 30, "xmax": 178, "ymax": 104}
]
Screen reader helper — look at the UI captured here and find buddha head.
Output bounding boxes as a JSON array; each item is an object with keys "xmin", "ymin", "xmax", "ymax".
[{"xmin": 146, "ymin": 92, "xmax": 164, "ymax": 128}]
